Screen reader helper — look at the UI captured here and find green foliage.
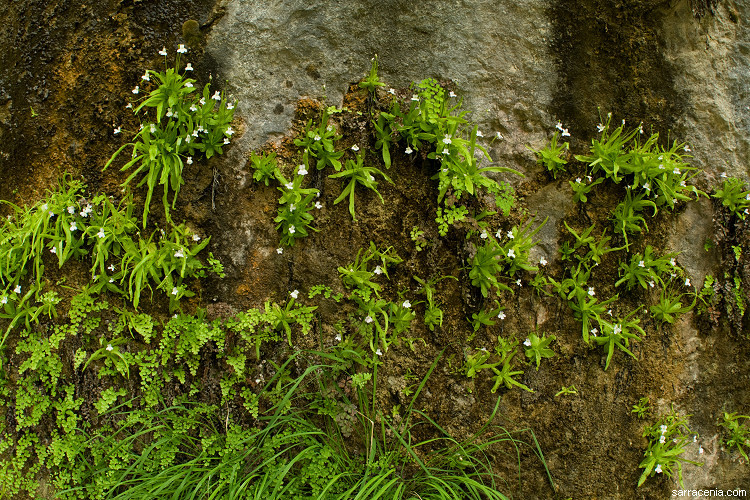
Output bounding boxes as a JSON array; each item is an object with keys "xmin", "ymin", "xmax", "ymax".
[
  {"xmin": 531, "ymin": 131, "xmax": 568, "ymax": 179},
  {"xmin": 523, "ymin": 332, "xmax": 556, "ymax": 370},
  {"xmin": 591, "ymin": 311, "xmax": 644, "ymax": 370},
  {"xmin": 414, "ymin": 275, "xmax": 454, "ymax": 332},
  {"xmin": 570, "ymin": 176, "xmax": 604, "ymax": 204},
  {"xmin": 719, "ymin": 412, "xmax": 750, "ymax": 462},
  {"xmin": 465, "ymin": 338, "xmax": 533, "ymax": 393},
  {"xmin": 555, "ymin": 385, "xmax": 578, "ymax": 397},
  {"xmin": 105, "ymin": 50, "xmax": 236, "ymax": 227},
  {"xmin": 410, "ymin": 226, "xmax": 427, "ymax": 252},
  {"xmin": 250, "ymin": 151, "xmax": 281, "ymax": 186},
  {"xmin": 632, "ymin": 397, "xmax": 651, "ymax": 419},
  {"xmin": 359, "ymin": 55, "xmax": 385, "ymax": 94},
  {"xmin": 615, "ymin": 246, "xmax": 680, "ymax": 290},
  {"xmin": 611, "ymin": 188, "xmax": 658, "ymax": 248},
  {"xmin": 293, "ymin": 112, "xmax": 344, "ymax": 171},
  {"xmin": 274, "ymin": 165, "xmax": 320, "ymax": 246},
  {"xmin": 650, "ymin": 287, "xmax": 696, "ymax": 324},
  {"xmin": 638, "ymin": 407, "xmax": 701, "ymax": 487},
  {"xmin": 435, "ymin": 205, "xmax": 468, "ymax": 237},
  {"xmin": 713, "ymin": 177, "xmax": 750, "ymax": 219},
  {"xmin": 329, "ymin": 153, "xmax": 393, "ymax": 221}
]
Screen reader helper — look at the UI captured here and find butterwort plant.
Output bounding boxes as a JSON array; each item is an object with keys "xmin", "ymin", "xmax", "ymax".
[{"xmin": 105, "ymin": 44, "xmax": 236, "ymax": 227}]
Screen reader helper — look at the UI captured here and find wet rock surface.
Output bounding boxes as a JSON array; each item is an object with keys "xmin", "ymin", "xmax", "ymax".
[{"xmin": 0, "ymin": 0, "xmax": 749, "ymax": 498}]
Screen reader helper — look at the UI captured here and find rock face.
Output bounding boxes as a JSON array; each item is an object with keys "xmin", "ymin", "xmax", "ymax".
[
  {"xmin": 0, "ymin": 0, "xmax": 748, "ymax": 498},
  {"xmin": 207, "ymin": 0, "xmax": 555, "ymax": 155}
]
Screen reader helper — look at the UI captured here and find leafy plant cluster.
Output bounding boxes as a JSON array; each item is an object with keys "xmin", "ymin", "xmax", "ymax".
[
  {"xmin": 106, "ymin": 46, "xmax": 236, "ymax": 227},
  {"xmin": 638, "ymin": 406, "xmax": 701, "ymax": 488}
]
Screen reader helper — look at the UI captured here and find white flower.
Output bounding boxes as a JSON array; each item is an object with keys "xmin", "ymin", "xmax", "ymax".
[
  {"xmin": 376, "ymin": 348, "xmax": 383, "ymax": 356},
  {"xmin": 659, "ymin": 435, "xmax": 666, "ymax": 444},
  {"xmin": 276, "ymin": 248, "xmax": 283, "ymax": 254},
  {"xmin": 50, "ymin": 246, "xmax": 57, "ymax": 254},
  {"xmin": 365, "ymin": 315, "xmax": 373, "ymax": 324},
  {"xmin": 0, "ymin": 296, "xmax": 6, "ymax": 304},
  {"xmin": 177, "ymin": 44, "xmax": 187, "ymax": 54},
  {"xmin": 655, "ymin": 464, "xmax": 663, "ymax": 474},
  {"xmin": 405, "ymin": 146, "xmax": 413, "ymax": 154},
  {"xmin": 575, "ymin": 177, "xmax": 582, "ymax": 184},
  {"xmin": 186, "ymin": 156, "xmax": 193, "ymax": 165},
  {"xmin": 402, "ymin": 300, "xmax": 411, "ymax": 309},
  {"xmin": 190, "ymin": 105, "xmax": 197, "ymax": 112},
  {"xmin": 174, "ymin": 249, "xmax": 185, "ymax": 258},
  {"xmin": 192, "ymin": 234, "xmax": 201, "ymax": 242},
  {"xmin": 699, "ymin": 446, "xmax": 704, "ymax": 455},
  {"xmin": 586, "ymin": 175, "xmax": 592, "ymax": 183},
  {"xmin": 507, "ymin": 248, "xmax": 515, "ymax": 258},
  {"xmin": 684, "ymin": 145, "xmax": 691, "ymax": 152},
  {"xmin": 125, "ymin": 103, "xmax": 132, "ymax": 109},
  {"xmin": 108, "ymin": 264, "xmax": 116, "ymax": 272},
  {"xmin": 555, "ymin": 121, "xmax": 563, "ymax": 131},
  {"xmin": 648, "ymin": 281, "xmax": 655, "ymax": 288},
  {"xmin": 591, "ymin": 328, "xmax": 598, "ymax": 336},
  {"xmin": 132, "ymin": 86, "xmax": 139, "ymax": 94},
  {"xmin": 373, "ymin": 265, "xmax": 382, "ymax": 275},
  {"xmin": 14, "ymin": 285, "xmax": 22, "ymax": 294},
  {"xmin": 223, "ymin": 138, "xmax": 230, "ymax": 145},
  {"xmin": 388, "ymin": 88, "xmax": 395, "ymax": 95},
  {"xmin": 496, "ymin": 132, "xmax": 503, "ymax": 140},
  {"xmin": 185, "ymin": 63, "xmax": 193, "ymax": 71},
  {"xmin": 290, "ymin": 289, "xmax": 299, "ymax": 299},
  {"xmin": 597, "ymin": 123, "xmax": 605, "ymax": 133},
  {"xmin": 199, "ymin": 98, "xmax": 205, "ymax": 105},
  {"xmin": 643, "ymin": 182, "xmax": 650, "ymax": 191},
  {"xmin": 669, "ymin": 258, "xmax": 676, "ymax": 266},
  {"xmin": 67, "ymin": 206, "xmax": 76, "ymax": 214},
  {"xmin": 524, "ymin": 338, "xmax": 531, "ymax": 347},
  {"xmin": 480, "ymin": 230, "xmax": 488, "ymax": 239},
  {"xmin": 638, "ymin": 260, "xmax": 645, "ymax": 267},
  {"xmin": 495, "ymin": 229, "xmax": 503, "ymax": 239},
  {"xmin": 507, "ymin": 230, "xmax": 514, "ymax": 239},
  {"xmin": 185, "ymin": 135, "xmax": 191, "ymax": 143},
  {"xmin": 41, "ymin": 203, "xmax": 48, "ymax": 211},
  {"xmin": 685, "ymin": 278, "xmax": 691, "ymax": 287},
  {"xmin": 97, "ymin": 228, "xmax": 106, "ymax": 239},
  {"xmin": 172, "ymin": 287, "xmax": 179, "ymax": 296},
  {"xmin": 285, "ymin": 182, "xmax": 294, "ymax": 190},
  {"xmin": 150, "ymin": 124, "xmax": 156, "ymax": 133},
  {"xmin": 113, "ymin": 126, "xmax": 121, "ymax": 135},
  {"xmin": 693, "ymin": 435, "xmax": 698, "ymax": 442},
  {"xmin": 561, "ymin": 128, "xmax": 570, "ymax": 137},
  {"xmin": 313, "ymin": 134, "xmax": 321, "ymax": 141},
  {"xmin": 106, "ymin": 344, "xmax": 113, "ymax": 351},
  {"xmin": 159, "ymin": 46, "xmax": 167, "ymax": 56},
  {"xmin": 410, "ymin": 94, "xmax": 419, "ymax": 101},
  {"xmin": 476, "ymin": 130, "xmax": 483, "ymax": 137},
  {"xmin": 141, "ymin": 71, "xmax": 150, "ymax": 81},
  {"xmin": 607, "ymin": 309, "xmax": 613, "ymax": 316},
  {"xmin": 613, "ymin": 324, "xmax": 622, "ymax": 335},
  {"xmin": 225, "ymin": 126, "xmax": 234, "ymax": 137},
  {"xmin": 442, "ymin": 135, "xmax": 452, "ymax": 145},
  {"xmin": 69, "ymin": 222, "xmax": 77, "ymax": 232},
  {"xmin": 449, "ymin": 91, "xmax": 457, "ymax": 98},
  {"xmin": 212, "ymin": 91, "xmax": 222, "ymax": 101},
  {"xmin": 288, "ymin": 225, "xmax": 296, "ymax": 234},
  {"xmin": 109, "ymin": 278, "xmax": 114, "ymax": 283},
  {"xmin": 335, "ymin": 333, "xmax": 342, "ymax": 341},
  {"xmin": 516, "ymin": 279, "xmax": 522, "ymax": 286},
  {"xmin": 315, "ymin": 201, "xmax": 322, "ymax": 209},
  {"xmin": 297, "ymin": 165, "xmax": 307, "ymax": 175},
  {"xmin": 539, "ymin": 256, "xmax": 547, "ymax": 266},
  {"xmin": 442, "ymin": 148, "xmax": 449, "ymax": 155},
  {"xmin": 588, "ymin": 287, "xmax": 595, "ymax": 296},
  {"xmin": 227, "ymin": 102, "xmax": 234, "ymax": 110},
  {"xmin": 638, "ymin": 124, "xmax": 644, "ymax": 134},
  {"xmin": 192, "ymin": 129, "xmax": 198, "ymax": 137},
  {"xmin": 497, "ymin": 311, "xmax": 506, "ymax": 320},
  {"xmin": 351, "ymin": 144, "xmax": 359, "ymax": 151}
]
